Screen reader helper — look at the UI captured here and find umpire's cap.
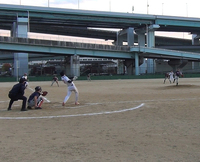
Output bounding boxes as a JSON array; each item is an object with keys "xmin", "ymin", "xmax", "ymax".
[{"xmin": 19, "ymin": 78, "xmax": 26, "ymax": 83}]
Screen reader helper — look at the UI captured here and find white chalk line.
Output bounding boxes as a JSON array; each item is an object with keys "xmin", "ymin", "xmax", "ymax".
[
  {"xmin": 1, "ymin": 97, "xmax": 198, "ymax": 104},
  {"xmin": 0, "ymin": 96, "xmax": 198, "ymax": 120},
  {"xmin": 0, "ymin": 103, "xmax": 144, "ymax": 120}
]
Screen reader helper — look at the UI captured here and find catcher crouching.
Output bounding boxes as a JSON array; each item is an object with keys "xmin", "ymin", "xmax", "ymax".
[{"xmin": 27, "ymin": 86, "xmax": 48, "ymax": 110}]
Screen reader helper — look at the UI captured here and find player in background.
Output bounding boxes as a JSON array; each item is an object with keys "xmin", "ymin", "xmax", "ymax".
[
  {"xmin": 27, "ymin": 86, "xmax": 44, "ymax": 109},
  {"xmin": 87, "ymin": 73, "xmax": 91, "ymax": 81},
  {"xmin": 173, "ymin": 69, "xmax": 183, "ymax": 86},
  {"xmin": 163, "ymin": 72, "xmax": 170, "ymax": 84},
  {"xmin": 60, "ymin": 71, "xmax": 79, "ymax": 106},
  {"xmin": 168, "ymin": 70, "xmax": 174, "ymax": 83},
  {"xmin": 51, "ymin": 75, "xmax": 59, "ymax": 87}
]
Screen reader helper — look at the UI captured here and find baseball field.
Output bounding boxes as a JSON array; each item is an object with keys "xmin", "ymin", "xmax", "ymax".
[{"xmin": 0, "ymin": 78, "xmax": 199, "ymax": 162}]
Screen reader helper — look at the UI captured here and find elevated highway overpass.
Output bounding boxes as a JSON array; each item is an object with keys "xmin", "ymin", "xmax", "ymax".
[
  {"xmin": 0, "ymin": 4, "xmax": 200, "ymax": 75},
  {"xmin": 1, "ymin": 4, "xmax": 200, "ymax": 38},
  {"xmin": 0, "ymin": 36, "xmax": 200, "ymax": 62},
  {"xmin": 0, "ymin": 4, "xmax": 199, "ymax": 47}
]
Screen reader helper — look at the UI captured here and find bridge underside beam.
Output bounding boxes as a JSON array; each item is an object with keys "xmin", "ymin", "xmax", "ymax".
[{"xmin": 0, "ymin": 42, "xmax": 134, "ymax": 59}]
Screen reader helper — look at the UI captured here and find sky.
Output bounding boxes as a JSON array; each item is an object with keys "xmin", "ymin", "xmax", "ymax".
[
  {"xmin": 0, "ymin": 0, "xmax": 199, "ymax": 40},
  {"xmin": 0, "ymin": 0, "xmax": 199, "ymax": 18}
]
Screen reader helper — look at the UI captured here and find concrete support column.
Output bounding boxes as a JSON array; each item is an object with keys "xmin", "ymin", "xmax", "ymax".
[
  {"xmin": 127, "ymin": 27, "xmax": 134, "ymax": 46},
  {"xmin": 147, "ymin": 24, "xmax": 159, "ymax": 48},
  {"xmin": 168, "ymin": 59, "xmax": 188, "ymax": 71},
  {"xmin": 146, "ymin": 24, "xmax": 160, "ymax": 74},
  {"xmin": 192, "ymin": 34, "xmax": 200, "ymax": 45},
  {"xmin": 138, "ymin": 34, "xmax": 145, "ymax": 47},
  {"xmin": 135, "ymin": 28, "xmax": 146, "ymax": 74},
  {"xmin": 125, "ymin": 60, "xmax": 134, "ymax": 75},
  {"xmin": 12, "ymin": 17, "xmax": 29, "ymax": 78},
  {"xmin": 116, "ymin": 27, "xmax": 134, "ymax": 46},
  {"xmin": 117, "ymin": 60, "xmax": 125, "ymax": 75},
  {"xmin": 146, "ymin": 59, "xmax": 155, "ymax": 74},
  {"xmin": 191, "ymin": 34, "xmax": 199, "ymax": 72},
  {"xmin": 65, "ymin": 63, "xmax": 71, "ymax": 76},
  {"xmin": 168, "ymin": 59, "xmax": 180, "ymax": 71},
  {"xmin": 116, "ymin": 27, "xmax": 135, "ymax": 75},
  {"xmin": 70, "ymin": 55, "xmax": 80, "ymax": 77},
  {"xmin": 135, "ymin": 53, "xmax": 139, "ymax": 75},
  {"xmin": 136, "ymin": 28, "xmax": 146, "ymax": 47},
  {"xmin": 116, "ymin": 31, "xmax": 123, "ymax": 46}
]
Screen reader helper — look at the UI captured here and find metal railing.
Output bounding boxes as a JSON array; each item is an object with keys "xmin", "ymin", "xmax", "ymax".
[{"xmin": 0, "ymin": 36, "xmax": 130, "ymax": 52}]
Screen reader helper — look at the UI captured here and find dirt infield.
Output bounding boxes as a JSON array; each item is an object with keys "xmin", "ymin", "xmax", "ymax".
[{"xmin": 0, "ymin": 78, "xmax": 199, "ymax": 162}]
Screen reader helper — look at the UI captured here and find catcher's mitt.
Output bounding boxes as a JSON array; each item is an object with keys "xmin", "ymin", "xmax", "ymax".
[{"xmin": 41, "ymin": 91, "xmax": 48, "ymax": 96}]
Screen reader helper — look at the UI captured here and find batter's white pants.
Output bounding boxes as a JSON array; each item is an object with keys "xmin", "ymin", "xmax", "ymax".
[{"xmin": 63, "ymin": 85, "xmax": 79, "ymax": 103}]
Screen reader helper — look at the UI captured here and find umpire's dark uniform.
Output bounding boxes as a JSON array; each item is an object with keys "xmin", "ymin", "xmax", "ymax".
[{"xmin": 8, "ymin": 78, "xmax": 27, "ymax": 111}]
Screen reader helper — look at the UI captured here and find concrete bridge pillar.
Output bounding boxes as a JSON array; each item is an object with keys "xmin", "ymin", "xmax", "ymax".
[
  {"xmin": 116, "ymin": 27, "xmax": 138, "ymax": 75},
  {"xmin": 135, "ymin": 28, "xmax": 146, "ymax": 74},
  {"xmin": 168, "ymin": 59, "xmax": 180, "ymax": 71},
  {"xmin": 147, "ymin": 25, "xmax": 160, "ymax": 48},
  {"xmin": 135, "ymin": 53, "xmax": 139, "ymax": 75},
  {"xmin": 70, "ymin": 55, "xmax": 80, "ymax": 77},
  {"xmin": 146, "ymin": 24, "xmax": 160, "ymax": 74},
  {"xmin": 190, "ymin": 34, "xmax": 199, "ymax": 72},
  {"xmin": 124, "ymin": 59, "xmax": 134, "ymax": 75},
  {"xmin": 136, "ymin": 31, "xmax": 146, "ymax": 47},
  {"xmin": 168, "ymin": 59, "xmax": 188, "ymax": 71},
  {"xmin": 64, "ymin": 55, "xmax": 80, "ymax": 77},
  {"xmin": 116, "ymin": 27, "xmax": 134, "ymax": 46},
  {"xmin": 192, "ymin": 34, "xmax": 200, "ymax": 45},
  {"xmin": 11, "ymin": 17, "xmax": 29, "ymax": 78},
  {"xmin": 116, "ymin": 31, "xmax": 123, "ymax": 46},
  {"xmin": 127, "ymin": 27, "xmax": 134, "ymax": 46},
  {"xmin": 117, "ymin": 60, "xmax": 125, "ymax": 75}
]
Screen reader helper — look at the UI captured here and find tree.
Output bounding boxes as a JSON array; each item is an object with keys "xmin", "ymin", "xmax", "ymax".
[{"xmin": 2, "ymin": 63, "xmax": 12, "ymax": 72}]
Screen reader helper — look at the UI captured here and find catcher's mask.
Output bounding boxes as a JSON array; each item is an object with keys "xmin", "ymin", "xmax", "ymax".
[{"xmin": 35, "ymin": 86, "xmax": 42, "ymax": 92}]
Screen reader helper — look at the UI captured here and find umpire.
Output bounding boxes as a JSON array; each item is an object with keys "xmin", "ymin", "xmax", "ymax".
[{"xmin": 7, "ymin": 78, "xmax": 27, "ymax": 111}]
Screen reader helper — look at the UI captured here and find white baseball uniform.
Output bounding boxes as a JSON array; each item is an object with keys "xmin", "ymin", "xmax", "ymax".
[
  {"xmin": 168, "ymin": 71, "xmax": 174, "ymax": 83},
  {"xmin": 61, "ymin": 75, "xmax": 79, "ymax": 104}
]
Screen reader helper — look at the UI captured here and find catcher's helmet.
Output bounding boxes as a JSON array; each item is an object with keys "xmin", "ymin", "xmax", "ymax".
[{"xmin": 35, "ymin": 86, "xmax": 42, "ymax": 91}]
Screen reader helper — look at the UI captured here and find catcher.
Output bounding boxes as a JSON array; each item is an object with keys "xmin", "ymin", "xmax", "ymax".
[{"xmin": 27, "ymin": 86, "xmax": 48, "ymax": 110}]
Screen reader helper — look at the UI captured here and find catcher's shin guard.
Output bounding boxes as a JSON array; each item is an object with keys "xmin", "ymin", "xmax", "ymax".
[{"xmin": 37, "ymin": 98, "xmax": 44, "ymax": 107}]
